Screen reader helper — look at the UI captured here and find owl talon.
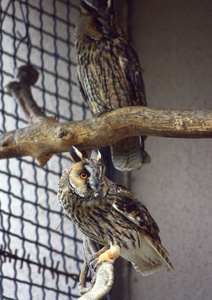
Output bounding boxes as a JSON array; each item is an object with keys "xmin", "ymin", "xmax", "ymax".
[
  {"xmin": 89, "ymin": 245, "xmax": 120, "ymax": 270},
  {"xmin": 89, "ymin": 245, "xmax": 110, "ymax": 264},
  {"xmin": 90, "ymin": 252, "xmax": 112, "ymax": 269}
]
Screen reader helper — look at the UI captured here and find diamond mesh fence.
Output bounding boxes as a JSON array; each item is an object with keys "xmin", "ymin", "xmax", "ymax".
[{"xmin": 0, "ymin": 0, "xmax": 94, "ymax": 299}]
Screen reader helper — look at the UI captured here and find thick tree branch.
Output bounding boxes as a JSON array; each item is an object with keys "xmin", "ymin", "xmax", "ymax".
[
  {"xmin": 1, "ymin": 107, "xmax": 211, "ymax": 165},
  {"xmin": 1, "ymin": 65, "xmax": 211, "ymax": 166}
]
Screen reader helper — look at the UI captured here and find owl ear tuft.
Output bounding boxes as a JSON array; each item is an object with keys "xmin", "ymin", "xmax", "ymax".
[
  {"xmin": 80, "ymin": 1, "xmax": 97, "ymax": 15},
  {"xmin": 96, "ymin": 150, "xmax": 103, "ymax": 163},
  {"xmin": 69, "ymin": 146, "xmax": 84, "ymax": 162},
  {"xmin": 107, "ymin": 0, "xmax": 115, "ymax": 10}
]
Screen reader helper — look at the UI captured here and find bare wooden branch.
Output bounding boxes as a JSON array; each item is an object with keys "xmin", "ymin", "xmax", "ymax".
[
  {"xmin": 79, "ymin": 260, "xmax": 91, "ymax": 295},
  {"xmin": 79, "ymin": 263, "xmax": 114, "ymax": 300},
  {"xmin": 3, "ymin": 65, "xmax": 54, "ymax": 166},
  {"xmin": 78, "ymin": 235, "xmax": 114, "ymax": 300},
  {"xmin": 1, "ymin": 107, "xmax": 211, "ymax": 165},
  {"xmin": 82, "ymin": 236, "xmax": 99, "ymax": 278},
  {"xmin": 6, "ymin": 65, "xmax": 46, "ymax": 124},
  {"xmin": 79, "ymin": 236, "xmax": 99, "ymax": 295},
  {"xmin": 1, "ymin": 65, "xmax": 211, "ymax": 166}
]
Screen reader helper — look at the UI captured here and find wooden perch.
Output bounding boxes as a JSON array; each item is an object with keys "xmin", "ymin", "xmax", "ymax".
[
  {"xmin": 79, "ymin": 263, "xmax": 114, "ymax": 300},
  {"xmin": 0, "ymin": 65, "xmax": 212, "ymax": 167},
  {"xmin": 78, "ymin": 235, "xmax": 114, "ymax": 299},
  {"xmin": 6, "ymin": 65, "xmax": 46, "ymax": 124},
  {"xmin": 4, "ymin": 65, "xmax": 54, "ymax": 166}
]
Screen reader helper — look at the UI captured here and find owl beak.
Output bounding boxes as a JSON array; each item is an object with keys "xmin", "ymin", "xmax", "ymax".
[
  {"xmin": 104, "ymin": 22, "xmax": 117, "ymax": 39},
  {"xmin": 92, "ymin": 179, "xmax": 102, "ymax": 198},
  {"xmin": 91, "ymin": 178, "xmax": 103, "ymax": 196},
  {"xmin": 107, "ymin": 29, "xmax": 117, "ymax": 39},
  {"xmin": 94, "ymin": 178, "xmax": 101, "ymax": 191}
]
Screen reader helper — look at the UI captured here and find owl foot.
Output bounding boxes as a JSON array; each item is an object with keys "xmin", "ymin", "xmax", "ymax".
[
  {"xmin": 89, "ymin": 245, "xmax": 110, "ymax": 268},
  {"xmin": 90, "ymin": 245, "xmax": 120, "ymax": 269}
]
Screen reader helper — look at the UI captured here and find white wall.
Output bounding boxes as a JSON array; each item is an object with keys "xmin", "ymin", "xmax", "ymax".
[{"xmin": 130, "ymin": 1, "xmax": 212, "ymax": 299}]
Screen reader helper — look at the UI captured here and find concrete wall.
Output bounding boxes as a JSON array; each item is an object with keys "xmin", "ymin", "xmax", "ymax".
[{"xmin": 130, "ymin": 1, "xmax": 212, "ymax": 299}]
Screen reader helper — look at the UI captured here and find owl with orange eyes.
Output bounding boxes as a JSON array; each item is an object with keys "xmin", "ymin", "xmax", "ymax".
[{"xmin": 58, "ymin": 147, "xmax": 175, "ymax": 276}]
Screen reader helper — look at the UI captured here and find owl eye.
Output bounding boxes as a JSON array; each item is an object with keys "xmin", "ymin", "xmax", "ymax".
[
  {"xmin": 80, "ymin": 172, "xmax": 88, "ymax": 179},
  {"xmin": 92, "ymin": 22, "xmax": 101, "ymax": 30}
]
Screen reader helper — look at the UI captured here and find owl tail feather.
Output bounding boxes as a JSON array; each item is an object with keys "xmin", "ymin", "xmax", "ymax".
[
  {"xmin": 111, "ymin": 136, "xmax": 151, "ymax": 172},
  {"xmin": 132, "ymin": 235, "xmax": 176, "ymax": 276}
]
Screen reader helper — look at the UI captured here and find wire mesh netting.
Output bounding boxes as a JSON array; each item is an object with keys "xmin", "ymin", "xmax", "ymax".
[{"xmin": 0, "ymin": 0, "xmax": 93, "ymax": 298}]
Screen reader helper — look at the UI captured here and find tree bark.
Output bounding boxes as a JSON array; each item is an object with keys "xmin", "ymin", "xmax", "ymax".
[
  {"xmin": 1, "ymin": 65, "xmax": 211, "ymax": 167},
  {"xmin": 1, "ymin": 107, "xmax": 212, "ymax": 166},
  {"xmin": 78, "ymin": 235, "xmax": 114, "ymax": 300}
]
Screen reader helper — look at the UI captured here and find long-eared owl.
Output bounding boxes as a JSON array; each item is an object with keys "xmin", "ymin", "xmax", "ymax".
[
  {"xmin": 58, "ymin": 146, "xmax": 175, "ymax": 276},
  {"xmin": 75, "ymin": 0, "xmax": 151, "ymax": 171}
]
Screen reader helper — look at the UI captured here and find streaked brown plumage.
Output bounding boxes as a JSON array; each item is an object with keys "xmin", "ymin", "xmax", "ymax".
[
  {"xmin": 75, "ymin": 0, "xmax": 151, "ymax": 171},
  {"xmin": 58, "ymin": 147, "xmax": 175, "ymax": 276}
]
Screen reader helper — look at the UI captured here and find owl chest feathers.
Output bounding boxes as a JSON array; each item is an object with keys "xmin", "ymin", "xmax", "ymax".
[
  {"xmin": 58, "ymin": 165, "xmax": 159, "ymax": 252},
  {"xmin": 59, "ymin": 183, "xmax": 145, "ymax": 250},
  {"xmin": 76, "ymin": 37, "xmax": 137, "ymax": 116}
]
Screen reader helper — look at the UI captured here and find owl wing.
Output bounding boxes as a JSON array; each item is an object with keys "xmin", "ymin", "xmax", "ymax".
[
  {"xmin": 118, "ymin": 39, "xmax": 147, "ymax": 107},
  {"xmin": 77, "ymin": 68, "xmax": 90, "ymax": 108},
  {"xmin": 112, "ymin": 184, "xmax": 175, "ymax": 275},
  {"xmin": 112, "ymin": 184, "xmax": 160, "ymax": 241}
]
